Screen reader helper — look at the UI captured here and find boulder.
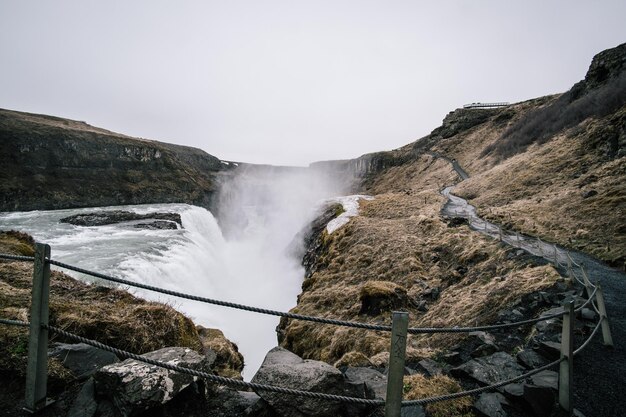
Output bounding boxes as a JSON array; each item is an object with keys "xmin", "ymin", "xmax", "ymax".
[
  {"xmin": 414, "ymin": 358, "xmax": 443, "ymax": 377},
  {"xmin": 523, "ymin": 383, "xmax": 556, "ymax": 416},
  {"xmin": 251, "ymin": 347, "xmax": 375, "ymax": 417},
  {"xmin": 529, "ymin": 370, "xmax": 558, "ymax": 390},
  {"xmin": 451, "ymin": 352, "xmax": 525, "ymax": 386},
  {"xmin": 67, "ymin": 378, "xmax": 98, "ymax": 417},
  {"xmin": 579, "ymin": 307, "xmax": 598, "ymax": 321},
  {"xmin": 343, "ymin": 367, "xmax": 387, "ymax": 400},
  {"xmin": 502, "ymin": 383, "xmax": 524, "ymax": 400},
  {"xmin": 205, "ymin": 387, "xmax": 272, "ymax": 417},
  {"xmin": 49, "ymin": 342, "xmax": 119, "ymax": 380},
  {"xmin": 473, "ymin": 392, "xmax": 509, "ymax": 417},
  {"xmin": 516, "ymin": 350, "xmax": 549, "ymax": 369},
  {"xmin": 536, "ymin": 341, "xmax": 561, "ymax": 360},
  {"xmin": 60, "ymin": 210, "xmax": 182, "ymax": 227},
  {"xmin": 95, "ymin": 347, "xmax": 210, "ymax": 417},
  {"xmin": 466, "ymin": 331, "xmax": 499, "ymax": 358}
]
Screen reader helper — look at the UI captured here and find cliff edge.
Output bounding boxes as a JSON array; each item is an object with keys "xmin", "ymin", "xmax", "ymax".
[{"xmin": 0, "ymin": 109, "xmax": 225, "ymax": 211}]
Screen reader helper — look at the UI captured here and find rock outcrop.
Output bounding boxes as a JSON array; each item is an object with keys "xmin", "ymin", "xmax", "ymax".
[
  {"xmin": 0, "ymin": 109, "xmax": 226, "ymax": 211},
  {"xmin": 94, "ymin": 347, "xmax": 210, "ymax": 416},
  {"xmin": 60, "ymin": 210, "xmax": 182, "ymax": 228},
  {"xmin": 251, "ymin": 347, "xmax": 375, "ymax": 417}
]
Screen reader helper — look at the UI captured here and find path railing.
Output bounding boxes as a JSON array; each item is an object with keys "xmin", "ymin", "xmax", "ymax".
[{"xmin": 0, "ymin": 241, "xmax": 613, "ymax": 416}]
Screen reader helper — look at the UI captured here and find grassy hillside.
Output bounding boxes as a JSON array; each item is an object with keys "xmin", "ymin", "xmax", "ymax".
[{"xmin": 280, "ymin": 43, "xmax": 625, "ymax": 368}]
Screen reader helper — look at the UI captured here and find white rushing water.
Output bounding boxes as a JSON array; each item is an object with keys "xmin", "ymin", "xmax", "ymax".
[{"xmin": 0, "ymin": 168, "xmax": 352, "ymax": 379}]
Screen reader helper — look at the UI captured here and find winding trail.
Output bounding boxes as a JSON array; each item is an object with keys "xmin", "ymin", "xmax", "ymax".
[{"xmin": 435, "ymin": 153, "xmax": 626, "ymax": 417}]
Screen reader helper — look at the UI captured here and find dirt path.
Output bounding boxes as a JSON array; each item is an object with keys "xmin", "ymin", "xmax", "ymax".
[{"xmin": 438, "ymin": 155, "xmax": 626, "ymax": 417}]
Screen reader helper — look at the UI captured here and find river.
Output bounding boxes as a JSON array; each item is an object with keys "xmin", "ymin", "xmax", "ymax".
[{"xmin": 0, "ymin": 168, "xmax": 349, "ymax": 379}]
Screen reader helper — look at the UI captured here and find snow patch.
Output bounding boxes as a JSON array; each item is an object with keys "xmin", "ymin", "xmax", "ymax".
[{"xmin": 325, "ymin": 195, "xmax": 374, "ymax": 234}]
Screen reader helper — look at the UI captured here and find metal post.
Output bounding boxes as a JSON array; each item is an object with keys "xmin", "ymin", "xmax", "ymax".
[
  {"xmin": 558, "ymin": 301, "xmax": 574, "ymax": 415},
  {"xmin": 25, "ymin": 243, "xmax": 53, "ymax": 413},
  {"xmin": 595, "ymin": 283, "xmax": 614, "ymax": 347},
  {"xmin": 516, "ymin": 232, "xmax": 520, "ymax": 247},
  {"xmin": 385, "ymin": 311, "xmax": 409, "ymax": 417},
  {"xmin": 499, "ymin": 226, "xmax": 503, "ymax": 242}
]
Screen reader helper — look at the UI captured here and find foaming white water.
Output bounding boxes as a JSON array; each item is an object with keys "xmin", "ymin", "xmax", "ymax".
[{"xmin": 0, "ymin": 168, "xmax": 348, "ymax": 379}]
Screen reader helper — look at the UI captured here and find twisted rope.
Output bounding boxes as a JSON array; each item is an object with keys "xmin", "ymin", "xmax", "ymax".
[
  {"xmin": 49, "ymin": 259, "xmax": 393, "ymax": 332},
  {"xmin": 403, "ymin": 358, "xmax": 563, "ymax": 405},
  {"xmin": 0, "ymin": 253, "xmax": 597, "ymax": 334},
  {"xmin": 0, "ymin": 311, "xmax": 604, "ymax": 408},
  {"xmin": 50, "ymin": 258, "xmax": 578, "ymax": 334},
  {"xmin": 0, "ymin": 254, "xmax": 35, "ymax": 262},
  {"xmin": 7, "ymin": 319, "xmax": 384, "ymax": 406}
]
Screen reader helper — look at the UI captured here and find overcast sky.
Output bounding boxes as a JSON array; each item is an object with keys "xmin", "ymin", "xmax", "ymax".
[{"xmin": 1, "ymin": 1, "xmax": 625, "ymax": 166}]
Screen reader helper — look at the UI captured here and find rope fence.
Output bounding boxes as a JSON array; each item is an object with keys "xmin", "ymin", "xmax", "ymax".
[
  {"xmin": 0, "ymin": 233, "xmax": 614, "ymax": 415},
  {"xmin": 0, "ymin": 314, "xmax": 603, "ymax": 409}
]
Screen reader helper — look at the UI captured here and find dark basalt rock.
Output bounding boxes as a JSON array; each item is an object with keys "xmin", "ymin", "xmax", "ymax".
[
  {"xmin": 473, "ymin": 392, "xmax": 510, "ymax": 417},
  {"xmin": 451, "ymin": 352, "xmax": 525, "ymax": 386},
  {"xmin": 251, "ymin": 347, "xmax": 374, "ymax": 417},
  {"xmin": 343, "ymin": 367, "xmax": 387, "ymax": 400},
  {"xmin": 95, "ymin": 347, "xmax": 210, "ymax": 417},
  {"xmin": 523, "ymin": 383, "xmax": 556, "ymax": 417},
  {"xmin": 60, "ymin": 210, "xmax": 182, "ymax": 228},
  {"xmin": 431, "ymin": 108, "xmax": 499, "ymax": 139},
  {"xmin": 50, "ymin": 342, "xmax": 120, "ymax": 380},
  {"xmin": 516, "ymin": 350, "xmax": 549, "ymax": 369}
]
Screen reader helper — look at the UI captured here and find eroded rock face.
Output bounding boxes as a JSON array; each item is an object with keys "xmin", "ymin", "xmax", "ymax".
[
  {"xmin": 60, "ymin": 210, "xmax": 182, "ymax": 228},
  {"xmin": 251, "ymin": 347, "xmax": 374, "ymax": 417},
  {"xmin": 94, "ymin": 347, "xmax": 210, "ymax": 416},
  {"xmin": 0, "ymin": 108, "xmax": 224, "ymax": 211}
]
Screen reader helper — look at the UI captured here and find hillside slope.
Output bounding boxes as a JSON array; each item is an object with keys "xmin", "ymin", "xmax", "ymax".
[
  {"xmin": 280, "ymin": 42, "xmax": 625, "ymax": 406},
  {"xmin": 0, "ymin": 109, "xmax": 226, "ymax": 211}
]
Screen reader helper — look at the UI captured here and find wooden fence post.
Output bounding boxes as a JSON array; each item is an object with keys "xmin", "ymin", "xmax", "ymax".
[
  {"xmin": 25, "ymin": 243, "xmax": 53, "ymax": 413},
  {"xmin": 385, "ymin": 311, "xmax": 409, "ymax": 417},
  {"xmin": 595, "ymin": 283, "xmax": 614, "ymax": 347},
  {"xmin": 558, "ymin": 301, "xmax": 574, "ymax": 415}
]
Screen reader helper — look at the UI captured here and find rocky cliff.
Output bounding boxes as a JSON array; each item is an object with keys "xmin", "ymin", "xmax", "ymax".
[{"xmin": 0, "ymin": 109, "xmax": 226, "ymax": 211}]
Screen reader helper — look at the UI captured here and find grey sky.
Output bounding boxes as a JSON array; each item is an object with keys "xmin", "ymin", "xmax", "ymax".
[{"xmin": 1, "ymin": 1, "xmax": 625, "ymax": 166}]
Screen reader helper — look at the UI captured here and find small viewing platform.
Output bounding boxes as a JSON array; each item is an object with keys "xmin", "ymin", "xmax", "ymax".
[{"xmin": 463, "ymin": 102, "xmax": 510, "ymax": 109}]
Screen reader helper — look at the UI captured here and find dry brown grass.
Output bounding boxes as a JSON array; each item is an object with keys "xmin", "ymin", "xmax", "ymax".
[
  {"xmin": 0, "ymin": 232, "xmax": 242, "ymax": 382},
  {"xmin": 454, "ymin": 108, "xmax": 626, "ymax": 265},
  {"xmin": 280, "ymin": 154, "xmax": 559, "ymax": 365},
  {"xmin": 403, "ymin": 374, "xmax": 474, "ymax": 417}
]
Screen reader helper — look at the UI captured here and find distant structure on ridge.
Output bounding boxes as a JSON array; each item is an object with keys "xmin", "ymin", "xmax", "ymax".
[{"xmin": 463, "ymin": 102, "xmax": 510, "ymax": 109}]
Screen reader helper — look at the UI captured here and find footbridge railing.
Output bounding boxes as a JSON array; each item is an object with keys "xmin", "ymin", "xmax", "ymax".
[
  {"xmin": 462, "ymin": 102, "xmax": 510, "ymax": 109},
  {"xmin": 0, "ymin": 242, "xmax": 613, "ymax": 416}
]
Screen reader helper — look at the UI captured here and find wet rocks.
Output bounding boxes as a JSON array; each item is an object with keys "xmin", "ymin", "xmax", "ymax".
[
  {"xmin": 49, "ymin": 342, "xmax": 119, "ymax": 380},
  {"xmin": 251, "ymin": 347, "xmax": 374, "ymax": 417},
  {"xmin": 473, "ymin": 392, "xmax": 510, "ymax": 417},
  {"xmin": 516, "ymin": 350, "xmax": 550, "ymax": 369},
  {"xmin": 60, "ymin": 210, "xmax": 182, "ymax": 228},
  {"xmin": 94, "ymin": 347, "xmax": 210, "ymax": 416},
  {"xmin": 451, "ymin": 352, "xmax": 525, "ymax": 386}
]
